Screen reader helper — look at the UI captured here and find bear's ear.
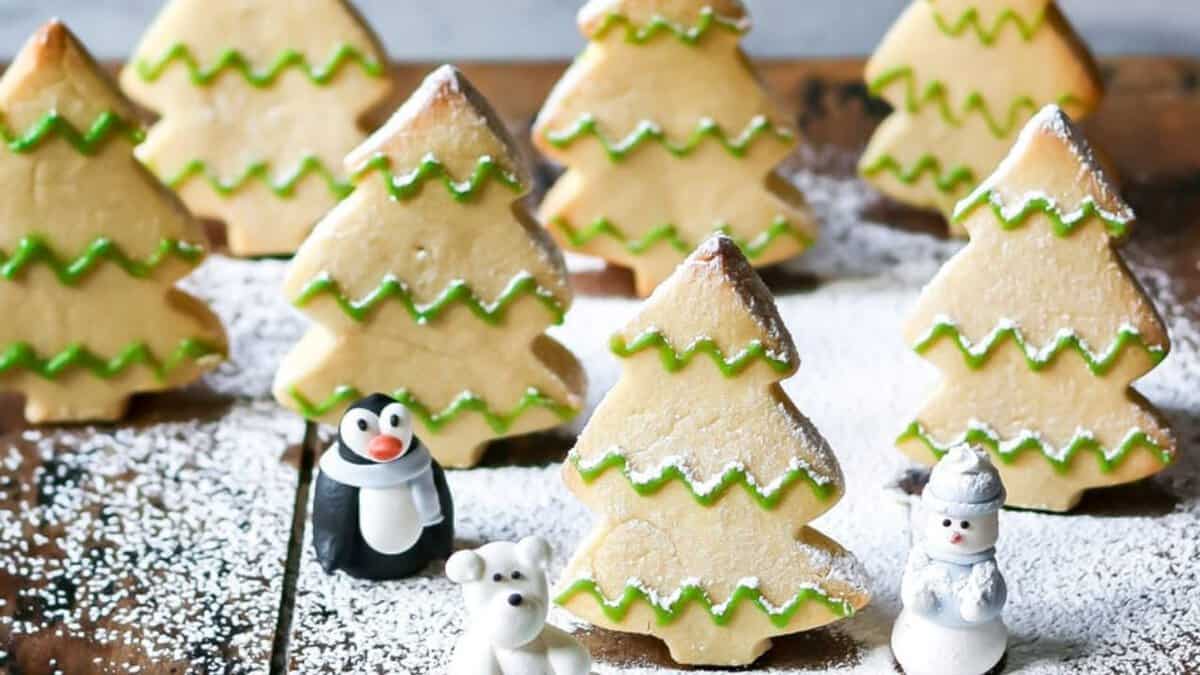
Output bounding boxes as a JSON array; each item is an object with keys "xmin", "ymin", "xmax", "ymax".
[
  {"xmin": 446, "ymin": 550, "xmax": 485, "ymax": 584},
  {"xmin": 515, "ymin": 536, "xmax": 552, "ymax": 569}
]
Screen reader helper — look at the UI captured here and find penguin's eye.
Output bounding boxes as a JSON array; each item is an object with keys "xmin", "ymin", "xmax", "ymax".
[
  {"xmin": 941, "ymin": 519, "xmax": 952, "ymax": 527},
  {"xmin": 961, "ymin": 521, "xmax": 970, "ymax": 530},
  {"xmin": 379, "ymin": 402, "xmax": 413, "ymax": 442},
  {"xmin": 511, "ymin": 571, "xmax": 523, "ymax": 580},
  {"xmin": 338, "ymin": 409, "xmax": 379, "ymax": 455}
]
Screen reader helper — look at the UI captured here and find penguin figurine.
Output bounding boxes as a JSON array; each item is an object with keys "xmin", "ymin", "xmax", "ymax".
[{"xmin": 312, "ymin": 393, "xmax": 454, "ymax": 580}]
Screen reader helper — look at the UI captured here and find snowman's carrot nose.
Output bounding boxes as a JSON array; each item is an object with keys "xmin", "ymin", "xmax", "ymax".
[{"xmin": 949, "ymin": 532, "xmax": 964, "ymax": 544}]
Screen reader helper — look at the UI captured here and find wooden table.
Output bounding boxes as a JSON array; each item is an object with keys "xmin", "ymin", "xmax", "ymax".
[{"xmin": 0, "ymin": 58, "xmax": 1197, "ymax": 674}]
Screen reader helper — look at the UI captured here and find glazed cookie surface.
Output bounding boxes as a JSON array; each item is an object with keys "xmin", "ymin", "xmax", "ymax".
[
  {"xmin": 274, "ymin": 65, "xmax": 585, "ymax": 468},
  {"xmin": 899, "ymin": 105, "xmax": 1173, "ymax": 511},
  {"xmin": 0, "ymin": 21, "xmax": 225, "ymax": 422},
  {"xmin": 556, "ymin": 235, "xmax": 869, "ymax": 666},
  {"xmin": 860, "ymin": 0, "xmax": 1103, "ymax": 235},
  {"xmin": 120, "ymin": 0, "xmax": 392, "ymax": 256}
]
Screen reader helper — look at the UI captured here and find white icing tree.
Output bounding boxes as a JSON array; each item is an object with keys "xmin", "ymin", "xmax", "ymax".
[
  {"xmin": 121, "ymin": 0, "xmax": 392, "ymax": 256},
  {"xmin": 0, "ymin": 21, "xmax": 225, "ymax": 422},
  {"xmin": 534, "ymin": 0, "xmax": 816, "ymax": 297},
  {"xmin": 556, "ymin": 236, "xmax": 868, "ymax": 666},
  {"xmin": 273, "ymin": 66, "xmax": 585, "ymax": 469},
  {"xmin": 860, "ymin": 0, "xmax": 1103, "ymax": 234},
  {"xmin": 899, "ymin": 105, "xmax": 1174, "ymax": 511}
]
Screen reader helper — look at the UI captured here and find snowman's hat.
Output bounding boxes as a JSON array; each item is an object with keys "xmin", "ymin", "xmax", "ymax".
[{"xmin": 922, "ymin": 445, "xmax": 1006, "ymax": 517}]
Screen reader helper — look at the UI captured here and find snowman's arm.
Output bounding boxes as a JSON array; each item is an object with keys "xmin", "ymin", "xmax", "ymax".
[
  {"xmin": 448, "ymin": 633, "xmax": 503, "ymax": 675},
  {"xmin": 960, "ymin": 562, "xmax": 1006, "ymax": 623},
  {"xmin": 900, "ymin": 553, "xmax": 935, "ymax": 610},
  {"xmin": 410, "ymin": 465, "xmax": 443, "ymax": 526},
  {"xmin": 542, "ymin": 624, "xmax": 592, "ymax": 675}
]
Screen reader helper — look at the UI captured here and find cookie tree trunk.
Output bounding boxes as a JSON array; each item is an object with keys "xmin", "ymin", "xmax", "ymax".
[
  {"xmin": 860, "ymin": 0, "xmax": 1103, "ymax": 235},
  {"xmin": 120, "ymin": 0, "xmax": 392, "ymax": 256},
  {"xmin": 898, "ymin": 106, "xmax": 1173, "ymax": 512},
  {"xmin": 274, "ymin": 66, "xmax": 585, "ymax": 469},
  {"xmin": 534, "ymin": 0, "xmax": 816, "ymax": 297},
  {"xmin": 0, "ymin": 22, "xmax": 225, "ymax": 422},
  {"xmin": 556, "ymin": 236, "xmax": 868, "ymax": 666}
]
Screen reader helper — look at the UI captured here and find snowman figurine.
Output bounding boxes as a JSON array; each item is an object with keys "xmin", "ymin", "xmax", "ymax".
[{"xmin": 892, "ymin": 445, "xmax": 1008, "ymax": 675}]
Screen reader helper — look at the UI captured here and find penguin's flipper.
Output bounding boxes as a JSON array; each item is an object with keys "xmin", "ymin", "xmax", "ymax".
[{"xmin": 312, "ymin": 472, "xmax": 359, "ymax": 574}]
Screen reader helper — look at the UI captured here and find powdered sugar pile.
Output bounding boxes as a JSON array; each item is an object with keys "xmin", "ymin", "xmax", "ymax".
[{"xmin": 285, "ymin": 156, "xmax": 1200, "ymax": 673}]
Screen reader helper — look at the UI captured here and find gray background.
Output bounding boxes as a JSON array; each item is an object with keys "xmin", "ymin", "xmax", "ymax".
[{"xmin": 0, "ymin": 1, "xmax": 1196, "ymax": 60}]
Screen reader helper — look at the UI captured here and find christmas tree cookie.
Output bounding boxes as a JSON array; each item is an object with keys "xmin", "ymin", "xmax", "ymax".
[
  {"xmin": 120, "ymin": 0, "xmax": 392, "ymax": 256},
  {"xmin": 0, "ymin": 21, "xmax": 226, "ymax": 422},
  {"xmin": 860, "ymin": 0, "xmax": 1103, "ymax": 235},
  {"xmin": 533, "ymin": 0, "xmax": 817, "ymax": 297},
  {"xmin": 899, "ymin": 105, "xmax": 1173, "ymax": 512},
  {"xmin": 273, "ymin": 65, "xmax": 585, "ymax": 469},
  {"xmin": 555, "ymin": 235, "xmax": 869, "ymax": 666}
]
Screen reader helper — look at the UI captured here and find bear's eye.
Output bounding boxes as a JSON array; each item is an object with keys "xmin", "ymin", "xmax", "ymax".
[
  {"xmin": 941, "ymin": 519, "xmax": 951, "ymax": 527},
  {"xmin": 511, "ymin": 571, "xmax": 523, "ymax": 580},
  {"xmin": 492, "ymin": 573, "xmax": 504, "ymax": 582},
  {"xmin": 961, "ymin": 521, "xmax": 970, "ymax": 530}
]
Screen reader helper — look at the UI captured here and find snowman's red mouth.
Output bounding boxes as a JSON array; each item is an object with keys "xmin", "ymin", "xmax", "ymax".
[{"xmin": 368, "ymin": 435, "xmax": 405, "ymax": 462}]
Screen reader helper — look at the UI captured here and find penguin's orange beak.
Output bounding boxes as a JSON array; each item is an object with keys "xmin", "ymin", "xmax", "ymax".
[{"xmin": 367, "ymin": 435, "xmax": 405, "ymax": 462}]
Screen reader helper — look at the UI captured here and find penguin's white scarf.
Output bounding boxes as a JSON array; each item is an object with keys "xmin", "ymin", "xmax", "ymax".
[{"xmin": 319, "ymin": 443, "xmax": 434, "ymax": 489}]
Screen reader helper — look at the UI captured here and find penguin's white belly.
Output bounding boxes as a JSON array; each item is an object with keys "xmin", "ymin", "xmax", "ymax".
[
  {"xmin": 359, "ymin": 486, "xmax": 422, "ymax": 555},
  {"xmin": 891, "ymin": 608, "xmax": 1006, "ymax": 675}
]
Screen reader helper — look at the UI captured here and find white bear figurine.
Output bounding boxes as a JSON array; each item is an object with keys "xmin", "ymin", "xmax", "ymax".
[{"xmin": 447, "ymin": 537, "xmax": 591, "ymax": 675}]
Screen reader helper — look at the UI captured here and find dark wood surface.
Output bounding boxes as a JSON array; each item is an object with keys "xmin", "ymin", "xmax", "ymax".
[{"xmin": 0, "ymin": 58, "xmax": 1196, "ymax": 674}]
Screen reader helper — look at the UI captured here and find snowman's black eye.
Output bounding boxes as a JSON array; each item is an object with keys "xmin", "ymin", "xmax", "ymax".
[
  {"xmin": 961, "ymin": 521, "xmax": 970, "ymax": 529},
  {"xmin": 942, "ymin": 519, "xmax": 952, "ymax": 527},
  {"xmin": 492, "ymin": 573, "xmax": 504, "ymax": 582},
  {"xmin": 356, "ymin": 419, "xmax": 368, "ymax": 431},
  {"xmin": 512, "ymin": 571, "xmax": 523, "ymax": 580}
]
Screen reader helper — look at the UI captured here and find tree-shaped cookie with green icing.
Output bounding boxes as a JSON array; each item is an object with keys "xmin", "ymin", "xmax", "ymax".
[
  {"xmin": 899, "ymin": 105, "xmax": 1173, "ymax": 512},
  {"xmin": 533, "ymin": 0, "xmax": 816, "ymax": 297},
  {"xmin": 273, "ymin": 65, "xmax": 585, "ymax": 469},
  {"xmin": 860, "ymin": 0, "xmax": 1103, "ymax": 236},
  {"xmin": 0, "ymin": 21, "xmax": 226, "ymax": 422},
  {"xmin": 120, "ymin": 0, "xmax": 392, "ymax": 256},
  {"xmin": 555, "ymin": 235, "xmax": 868, "ymax": 666}
]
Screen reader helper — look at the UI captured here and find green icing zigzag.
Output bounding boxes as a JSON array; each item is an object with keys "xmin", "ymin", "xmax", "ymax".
[
  {"xmin": 289, "ymin": 385, "xmax": 577, "ymax": 433},
  {"xmin": 860, "ymin": 154, "xmax": 976, "ymax": 194},
  {"xmin": 0, "ymin": 339, "xmax": 223, "ymax": 383},
  {"xmin": 556, "ymin": 578, "xmax": 855, "ymax": 628},
  {"xmin": 0, "ymin": 236, "xmax": 203, "ymax": 285},
  {"xmin": 134, "ymin": 43, "xmax": 385, "ymax": 86},
  {"xmin": 544, "ymin": 114, "xmax": 793, "ymax": 161},
  {"xmin": 551, "ymin": 216, "xmax": 810, "ymax": 259},
  {"xmin": 898, "ymin": 421, "xmax": 1173, "ymax": 474},
  {"xmin": 611, "ymin": 330, "xmax": 793, "ymax": 377},
  {"xmin": 591, "ymin": 7, "xmax": 746, "ymax": 45},
  {"xmin": 915, "ymin": 320, "xmax": 1166, "ymax": 375},
  {"xmin": 930, "ymin": 4, "xmax": 1045, "ymax": 44},
  {"xmin": 570, "ymin": 451, "xmax": 836, "ymax": 508},
  {"xmin": 164, "ymin": 153, "xmax": 523, "ymax": 202},
  {"xmin": 868, "ymin": 67, "xmax": 1082, "ymax": 138},
  {"xmin": 164, "ymin": 155, "xmax": 355, "ymax": 199},
  {"xmin": 294, "ymin": 272, "xmax": 566, "ymax": 326},
  {"xmin": 1, "ymin": 111, "xmax": 144, "ymax": 156},
  {"xmin": 953, "ymin": 190, "xmax": 1132, "ymax": 237}
]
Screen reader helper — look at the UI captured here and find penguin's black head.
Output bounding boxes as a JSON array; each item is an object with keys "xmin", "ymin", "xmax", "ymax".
[{"xmin": 337, "ymin": 393, "xmax": 416, "ymax": 465}]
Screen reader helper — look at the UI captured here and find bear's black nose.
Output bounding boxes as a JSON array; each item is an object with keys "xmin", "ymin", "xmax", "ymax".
[{"xmin": 507, "ymin": 593, "xmax": 523, "ymax": 607}]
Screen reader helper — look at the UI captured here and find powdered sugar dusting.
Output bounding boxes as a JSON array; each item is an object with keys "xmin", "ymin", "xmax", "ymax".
[{"xmin": 0, "ymin": 401, "xmax": 302, "ymax": 671}]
